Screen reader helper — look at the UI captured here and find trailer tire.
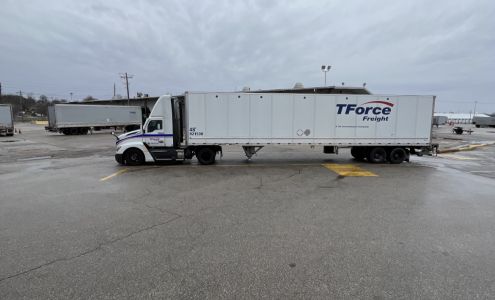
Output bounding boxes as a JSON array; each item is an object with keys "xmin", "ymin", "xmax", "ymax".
[
  {"xmin": 388, "ymin": 147, "xmax": 406, "ymax": 164},
  {"xmin": 62, "ymin": 129, "xmax": 71, "ymax": 135},
  {"xmin": 79, "ymin": 128, "xmax": 89, "ymax": 135},
  {"xmin": 367, "ymin": 147, "xmax": 386, "ymax": 163},
  {"xmin": 70, "ymin": 127, "xmax": 80, "ymax": 135},
  {"xmin": 123, "ymin": 148, "xmax": 145, "ymax": 166},
  {"xmin": 350, "ymin": 147, "xmax": 366, "ymax": 161},
  {"xmin": 196, "ymin": 147, "xmax": 216, "ymax": 165}
]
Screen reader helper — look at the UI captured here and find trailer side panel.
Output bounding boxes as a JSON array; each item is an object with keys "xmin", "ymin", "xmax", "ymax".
[{"xmin": 187, "ymin": 92, "xmax": 434, "ymax": 146}]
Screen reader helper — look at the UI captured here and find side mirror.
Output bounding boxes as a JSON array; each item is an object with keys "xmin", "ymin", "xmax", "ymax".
[{"xmin": 111, "ymin": 131, "xmax": 118, "ymax": 140}]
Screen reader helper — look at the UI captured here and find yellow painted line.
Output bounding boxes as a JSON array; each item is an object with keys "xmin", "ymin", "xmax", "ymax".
[
  {"xmin": 438, "ymin": 154, "xmax": 477, "ymax": 160},
  {"xmin": 439, "ymin": 142, "xmax": 495, "ymax": 154},
  {"xmin": 458, "ymin": 144, "xmax": 488, "ymax": 151},
  {"xmin": 322, "ymin": 164, "xmax": 378, "ymax": 177},
  {"xmin": 32, "ymin": 120, "xmax": 48, "ymax": 125},
  {"xmin": 100, "ymin": 168, "xmax": 128, "ymax": 181}
]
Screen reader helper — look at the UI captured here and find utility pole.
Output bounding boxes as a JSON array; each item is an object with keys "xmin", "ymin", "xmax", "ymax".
[
  {"xmin": 70, "ymin": 92, "xmax": 73, "ymax": 101},
  {"xmin": 473, "ymin": 101, "xmax": 478, "ymax": 117},
  {"xmin": 18, "ymin": 90, "xmax": 23, "ymax": 111},
  {"xmin": 113, "ymin": 83, "xmax": 116, "ymax": 99},
  {"xmin": 120, "ymin": 72, "xmax": 133, "ymax": 105},
  {"xmin": 0, "ymin": 82, "xmax": 2, "ymax": 101}
]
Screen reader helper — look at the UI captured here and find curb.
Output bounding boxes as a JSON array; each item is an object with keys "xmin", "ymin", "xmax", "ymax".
[{"xmin": 438, "ymin": 142, "xmax": 495, "ymax": 154}]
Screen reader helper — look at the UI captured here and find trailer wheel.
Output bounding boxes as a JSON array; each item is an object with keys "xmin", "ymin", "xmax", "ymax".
[
  {"xmin": 70, "ymin": 127, "xmax": 80, "ymax": 135},
  {"xmin": 388, "ymin": 147, "xmax": 406, "ymax": 164},
  {"xmin": 367, "ymin": 147, "xmax": 386, "ymax": 163},
  {"xmin": 124, "ymin": 148, "xmax": 145, "ymax": 166},
  {"xmin": 79, "ymin": 128, "xmax": 89, "ymax": 135},
  {"xmin": 196, "ymin": 147, "xmax": 216, "ymax": 165},
  {"xmin": 350, "ymin": 147, "xmax": 366, "ymax": 161}
]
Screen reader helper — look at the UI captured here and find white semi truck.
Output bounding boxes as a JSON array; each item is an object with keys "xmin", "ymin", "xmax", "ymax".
[
  {"xmin": 46, "ymin": 104, "xmax": 143, "ymax": 135},
  {"xmin": 115, "ymin": 91, "xmax": 436, "ymax": 165},
  {"xmin": 0, "ymin": 104, "xmax": 14, "ymax": 136}
]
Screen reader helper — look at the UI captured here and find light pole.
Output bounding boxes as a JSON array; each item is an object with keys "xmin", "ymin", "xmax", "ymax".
[
  {"xmin": 321, "ymin": 65, "xmax": 331, "ymax": 86},
  {"xmin": 70, "ymin": 92, "xmax": 73, "ymax": 101}
]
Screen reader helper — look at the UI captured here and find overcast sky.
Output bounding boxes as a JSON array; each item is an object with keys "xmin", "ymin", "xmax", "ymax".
[{"xmin": 1, "ymin": 0, "xmax": 494, "ymax": 112}]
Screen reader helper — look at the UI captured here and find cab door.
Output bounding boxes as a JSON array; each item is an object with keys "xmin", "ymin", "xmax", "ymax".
[{"xmin": 143, "ymin": 118, "xmax": 165, "ymax": 146}]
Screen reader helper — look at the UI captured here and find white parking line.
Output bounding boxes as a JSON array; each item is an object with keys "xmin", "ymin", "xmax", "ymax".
[
  {"xmin": 438, "ymin": 154, "xmax": 478, "ymax": 160},
  {"xmin": 17, "ymin": 156, "xmax": 52, "ymax": 161}
]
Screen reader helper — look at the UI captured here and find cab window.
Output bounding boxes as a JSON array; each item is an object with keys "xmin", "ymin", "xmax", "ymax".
[{"xmin": 147, "ymin": 120, "xmax": 162, "ymax": 133}]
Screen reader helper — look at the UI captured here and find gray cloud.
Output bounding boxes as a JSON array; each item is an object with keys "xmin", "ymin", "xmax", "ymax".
[{"xmin": 1, "ymin": 0, "xmax": 494, "ymax": 112}]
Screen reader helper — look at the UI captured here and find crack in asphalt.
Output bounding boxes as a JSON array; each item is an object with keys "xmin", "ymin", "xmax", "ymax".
[
  {"xmin": 123, "ymin": 187, "xmax": 183, "ymax": 219},
  {"xmin": 0, "ymin": 215, "xmax": 182, "ymax": 283}
]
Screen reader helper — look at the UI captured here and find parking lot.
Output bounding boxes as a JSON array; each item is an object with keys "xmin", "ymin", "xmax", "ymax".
[{"xmin": 1, "ymin": 124, "xmax": 495, "ymax": 299}]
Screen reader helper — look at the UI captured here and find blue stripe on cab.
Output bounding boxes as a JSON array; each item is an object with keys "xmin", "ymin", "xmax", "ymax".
[{"xmin": 117, "ymin": 133, "xmax": 174, "ymax": 144}]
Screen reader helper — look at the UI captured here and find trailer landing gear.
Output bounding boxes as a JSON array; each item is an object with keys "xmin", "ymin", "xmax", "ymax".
[{"xmin": 242, "ymin": 146, "xmax": 264, "ymax": 159}]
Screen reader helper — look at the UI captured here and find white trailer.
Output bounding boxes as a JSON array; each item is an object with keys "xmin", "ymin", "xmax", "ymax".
[
  {"xmin": 46, "ymin": 104, "xmax": 143, "ymax": 135},
  {"xmin": 0, "ymin": 104, "xmax": 14, "ymax": 136},
  {"xmin": 473, "ymin": 116, "xmax": 495, "ymax": 128},
  {"xmin": 433, "ymin": 115, "xmax": 448, "ymax": 126},
  {"xmin": 115, "ymin": 91, "xmax": 436, "ymax": 165}
]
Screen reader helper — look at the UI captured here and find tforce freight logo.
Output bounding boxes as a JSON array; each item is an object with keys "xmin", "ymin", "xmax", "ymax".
[{"xmin": 336, "ymin": 100, "xmax": 394, "ymax": 122}]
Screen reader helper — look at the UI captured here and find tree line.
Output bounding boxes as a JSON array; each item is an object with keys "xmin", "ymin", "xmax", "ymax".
[{"xmin": 0, "ymin": 94, "xmax": 97, "ymax": 117}]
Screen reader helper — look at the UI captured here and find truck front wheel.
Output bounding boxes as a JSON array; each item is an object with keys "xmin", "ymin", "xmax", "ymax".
[
  {"xmin": 196, "ymin": 147, "xmax": 216, "ymax": 165},
  {"xmin": 124, "ymin": 148, "xmax": 145, "ymax": 166},
  {"xmin": 367, "ymin": 147, "xmax": 386, "ymax": 163}
]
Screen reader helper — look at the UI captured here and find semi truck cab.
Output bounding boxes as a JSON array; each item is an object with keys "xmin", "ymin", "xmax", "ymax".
[{"xmin": 115, "ymin": 95, "xmax": 209, "ymax": 165}]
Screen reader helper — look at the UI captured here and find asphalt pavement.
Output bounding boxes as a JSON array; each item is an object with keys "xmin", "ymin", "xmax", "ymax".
[{"xmin": 1, "ymin": 124, "xmax": 495, "ymax": 299}]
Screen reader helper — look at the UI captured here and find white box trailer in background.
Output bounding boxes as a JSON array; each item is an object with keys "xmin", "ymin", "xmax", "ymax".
[
  {"xmin": 472, "ymin": 116, "xmax": 495, "ymax": 128},
  {"xmin": 0, "ymin": 104, "xmax": 14, "ymax": 136},
  {"xmin": 46, "ymin": 104, "xmax": 143, "ymax": 135},
  {"xmin": 115, "ymin": 91, "xmax": 437, "ymax": 165},
  {"xmin": 433, "ymin": 115, "xmax": 448, "ymax": 126}
]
